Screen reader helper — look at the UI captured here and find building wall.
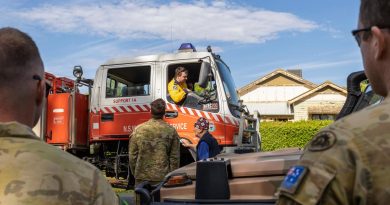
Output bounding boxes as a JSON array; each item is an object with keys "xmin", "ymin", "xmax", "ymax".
[
  {"xmin": 241, "ymin": 86, "xmax": 309, "ymax": 118},
  {"xmin": 244, "ymin": 102, "xmax": 291, "ymax": 115},
  {"xmin": 293, "ymin": 93, "xmax": 346, "ymax": 121},
  {"xmin": 241, "ymin": 86, "xmax": 310, "ymax": 102}
]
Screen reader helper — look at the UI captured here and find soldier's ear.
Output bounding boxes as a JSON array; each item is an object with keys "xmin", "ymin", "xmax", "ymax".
[
  {"xmin": 35, "ymin": 78, "xmax": 45, "ymax": 106},
  {"xmin": 371, "ymin": 26, "xmax": 386, "ymax": 60}
]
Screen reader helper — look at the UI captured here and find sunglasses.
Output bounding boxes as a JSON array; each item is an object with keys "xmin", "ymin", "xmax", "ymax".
[
  {"xmin": 33, "ymin": 75, "xmax": 52, "ymax": 98},
  {"xmin": 351, "ymin": 26, "xmax": 390, "ymax": 46}
]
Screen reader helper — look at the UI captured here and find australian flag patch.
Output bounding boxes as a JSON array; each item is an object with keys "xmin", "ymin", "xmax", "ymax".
[{"xmin": 280, "ymin": 165, "xmax": 307, "ymax": 194}]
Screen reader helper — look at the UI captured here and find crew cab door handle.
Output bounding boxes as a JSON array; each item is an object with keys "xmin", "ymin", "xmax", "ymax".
[
  {"xmin": 165, "ymin": 110, "xmax": 178, "ymax": 118},
  {"xmin": 101, "ymin": 113, "xmax": 114, "ymax": 121}
]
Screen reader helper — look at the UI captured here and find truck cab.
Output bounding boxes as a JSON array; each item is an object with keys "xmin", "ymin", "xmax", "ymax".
[{"xmin": 90, "ymin": 43, "xmax": 241, "ymax": 143}]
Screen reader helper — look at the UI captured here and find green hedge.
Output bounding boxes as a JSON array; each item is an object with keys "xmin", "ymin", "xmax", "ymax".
[{"xmin": 260, "ymin": 120, "xmax": 333, "ymax": 151}]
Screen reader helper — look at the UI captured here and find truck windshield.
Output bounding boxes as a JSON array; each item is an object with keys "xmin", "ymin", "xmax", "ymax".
[{"xmin": 215, "ymin": 59, "xmax": 240, "ymax": 117}]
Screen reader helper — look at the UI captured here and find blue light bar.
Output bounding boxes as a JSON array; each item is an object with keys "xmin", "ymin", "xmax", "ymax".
[{"xmin": 178, "ymin": 43, "xmax": 196, "ymax": 52}]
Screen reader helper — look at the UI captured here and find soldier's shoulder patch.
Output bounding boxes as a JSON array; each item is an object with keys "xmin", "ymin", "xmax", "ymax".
[
  {"xmin": 308, "ymin": 131, "xmax": 337, "ymax": 152},
  {"xmin": 280, "ymin": 165, "xmax": 308, "ymax": 194}
]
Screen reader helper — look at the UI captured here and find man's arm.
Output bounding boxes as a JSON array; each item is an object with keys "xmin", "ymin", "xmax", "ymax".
[
  {"xmin": 276, "ymin": 131, "xmax": 359, "ymax": 205},
  {"xmin": 276, "ymin": 171, "xmax": 353, "ymax": 205},
  {"xmin": 197, "ymin": 141, "xmax": 209, "ymax": 160},
  {"xmin": 169, "ymin": 131, "xmax": 180, "ymax": 171},
  {"xmin": 129, "ymin": 134, "xmax": 138, "ymax": 176}
]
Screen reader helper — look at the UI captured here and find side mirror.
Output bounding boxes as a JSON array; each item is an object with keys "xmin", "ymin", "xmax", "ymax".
[
  {"xmin": 198, "ymin": 61, "xmax": 211, "ymax": 88},
  {"xmin": 337, "ymin": 70, "xmax": 383, "ymax": 120},
  {"xmin": 336, "ymin": 71, "xmax": 366, "ymax": 120},
  {"xmin": 358, "ymin": 84, "xmax": 383, "ymax": 109}
]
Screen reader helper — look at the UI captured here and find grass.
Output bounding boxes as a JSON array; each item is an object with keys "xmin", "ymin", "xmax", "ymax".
[
  {"xmin": 106, "ymin": 176, "xmax": 134, "ymax": 194},
  {"xmin": 114, "ymin": 187, "xmax": 134, "ymax": 194}
]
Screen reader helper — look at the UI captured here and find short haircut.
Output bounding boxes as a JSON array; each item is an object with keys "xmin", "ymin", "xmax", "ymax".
[
  {"xmin": 360, "ymin": 0, "xmax": 390, "ymax": 27},
  {"xmin": 0, "ymin": 27, "xmax": 42, "ymax": 85},
  {"xmin": 151, "ymin": 98, "xmax": 166, "ymax": 119},
  {"xmin": 174, "ymin": 66, "xmax": 188, "ymax": 78}
]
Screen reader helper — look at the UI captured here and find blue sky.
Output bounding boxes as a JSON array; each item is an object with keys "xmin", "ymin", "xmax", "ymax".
[{"xmin": 1, "ymin": 0, "xmax": 362, "ymax": 88}]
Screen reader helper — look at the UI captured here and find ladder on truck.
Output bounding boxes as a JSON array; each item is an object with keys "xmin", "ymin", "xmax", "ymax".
[{"xmin": 235, "ymin": 107, "xmax": 261, "ymax": 153}]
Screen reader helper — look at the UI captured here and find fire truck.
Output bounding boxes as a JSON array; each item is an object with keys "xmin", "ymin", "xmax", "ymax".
[{"xmin": 34, "ymin": 43, "xmax": 260, "ymax": 180}]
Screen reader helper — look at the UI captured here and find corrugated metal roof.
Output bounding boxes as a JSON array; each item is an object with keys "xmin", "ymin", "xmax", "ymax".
[
  {"xmin": 240, "ymin": 86, "xmax": 309, "ymax": 102},
  {"xmin": 238, "ymin": 69, "xmax": 317, "ymax": 96},
  {"xmin": 244, "ymin": 102, "xmax": 292, "ymax": 115}
]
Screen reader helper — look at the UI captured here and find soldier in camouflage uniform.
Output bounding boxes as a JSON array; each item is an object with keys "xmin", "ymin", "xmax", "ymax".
[
  {"xmin": 277, "ymin": 1, "xmax": 390, "ymax": 204},
  {"xmin": 129, "ymin": 98, "xmax": 180, "ymax": 186},
  {"xmin": 0, "ymin": 27, "xmax": 119, "ymax": 205}
]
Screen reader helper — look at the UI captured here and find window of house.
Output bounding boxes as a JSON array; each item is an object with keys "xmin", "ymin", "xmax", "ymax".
[
  {"xmin": 310, "ymin": 114, "xmax": 335, "ymax": 120},
  {"xmin": 106, "ymin": 66, "xmax": 151, "ymax": 98}
]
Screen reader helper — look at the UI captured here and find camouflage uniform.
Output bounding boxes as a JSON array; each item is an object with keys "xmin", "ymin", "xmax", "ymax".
[
  {"xmin": 0, "ymin": 122, "xmax": 119, "ymax": 205},
  {"xmin": 129, "ymin": 118, "xmax": 180, "ymax": 185},
  {"xmin": 276, "ymin": 97, "xmax": 390, "ymax": 205}
]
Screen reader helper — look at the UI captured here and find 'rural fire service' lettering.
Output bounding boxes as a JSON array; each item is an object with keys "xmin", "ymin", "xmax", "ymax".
[
  {"xmin": 170, "ymin": 123, "xmax": 188, "ymax": 130},
  {"xmin": 113, "ymin": 98, "xmax": 137, "ymax": 103}
]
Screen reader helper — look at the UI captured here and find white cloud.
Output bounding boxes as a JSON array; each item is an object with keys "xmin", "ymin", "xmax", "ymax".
[
  {"xmin": 13, "ymin": 1, "xmax": 318, "ymax": 43},
  {"xmin": 45, "ymin": 39, "xmax": 123, "ymax": 78},
  {"xmin": 45, "ymin": 39, "xmax": 176, "ymax": 78},
  {"xmin": 319, "ymin": 21, "xmax": 344, "ymax": 39}
]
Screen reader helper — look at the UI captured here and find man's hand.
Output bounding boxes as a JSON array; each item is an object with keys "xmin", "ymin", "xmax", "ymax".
[{"xmin": 181, "ymin": 139, "xmax": 196, "ymax": 149}]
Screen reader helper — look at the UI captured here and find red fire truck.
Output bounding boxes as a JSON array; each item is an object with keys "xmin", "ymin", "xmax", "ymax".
[{"xmin": 34, "ymin": 43, "xmax": 260, "ymax": 180}]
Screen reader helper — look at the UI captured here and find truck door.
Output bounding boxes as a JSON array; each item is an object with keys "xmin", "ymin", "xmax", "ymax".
[
  {"xmin": 94, "ymin": 63, "xmax": 155, "ymax": 139},
  {"xmin": 214, "ymin": 59, "xmax": 241, "ymax": 148},
  {"xmin": 163, "ymin": 61, "xmax": 225, "ymax": 146}
]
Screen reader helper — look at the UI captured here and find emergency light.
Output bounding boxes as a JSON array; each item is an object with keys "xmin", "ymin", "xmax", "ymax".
[
  {"xmin": 73, "ymin": 65, "xmax": 83, "ymax": 79},
  {"xmin": 178, "ymin": 43, "xmax": 196, "ymax": 52}
]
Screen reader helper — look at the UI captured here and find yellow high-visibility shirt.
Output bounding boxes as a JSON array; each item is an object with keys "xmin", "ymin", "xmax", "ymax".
[
  {"xmin": 168, "ymin": 79, "xmax": 188, "ymax": 103},
  {"xmin": 194, "ymin": 82, "xmax": 211, "ymax": 95}
]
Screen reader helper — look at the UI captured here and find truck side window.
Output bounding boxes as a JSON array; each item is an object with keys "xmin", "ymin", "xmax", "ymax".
[
  {"xmin": 106, "ymin": 78, "xmax": 117, "ymax": 97},
  {"xmin": 166, "ymin": 63, "xmax": 219, "ymax": 112},
  {"xmin": 105, "ymin": 66, "xmax": 151, "ymax": 98}
]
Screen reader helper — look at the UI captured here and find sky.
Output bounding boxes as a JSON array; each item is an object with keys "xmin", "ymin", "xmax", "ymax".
[{"xmin": 1, "ymin": 0, "xmax": 362, "ymax": 88}]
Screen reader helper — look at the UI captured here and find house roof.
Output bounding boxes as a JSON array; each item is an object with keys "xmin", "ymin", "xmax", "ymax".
[
  {"xmin": 288, "ymin": 81, "xmax": 347, "ymax": 104},
  {"xmin": 238, "ymin": 69, "xmax": 317, "ymax": 96}
]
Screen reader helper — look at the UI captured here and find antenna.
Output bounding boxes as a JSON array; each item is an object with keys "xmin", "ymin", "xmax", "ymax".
[{"xmin": 171, "ymin": 23, "xmax": 173, "ymax": 52}]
